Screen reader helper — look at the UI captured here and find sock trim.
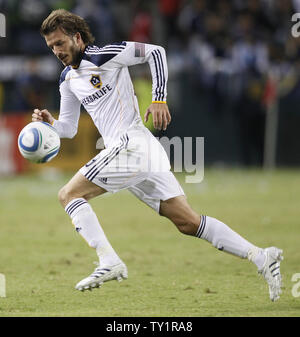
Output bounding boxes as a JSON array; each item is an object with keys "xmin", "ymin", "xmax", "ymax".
[
  {"xmin": 196, "ymin": 215, "xmax": 206, "ymax": 238},
  {"xmin": 65, "ymin": 198, "xmax": 88, "ymax": 217}
]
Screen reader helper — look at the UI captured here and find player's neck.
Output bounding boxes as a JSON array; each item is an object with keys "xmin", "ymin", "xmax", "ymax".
[{"xmin": 71, "ymin": 46, "xmax": 85, "ymax": 69}]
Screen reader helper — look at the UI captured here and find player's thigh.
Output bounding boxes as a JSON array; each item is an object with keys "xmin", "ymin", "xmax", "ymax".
[
  {"xmin": 159, "ymin": 195, "xmax": 200, "ymax": 226},
  {"xmin": 58, "ymin": 171, "xmax": 107, "ymax": 207}
]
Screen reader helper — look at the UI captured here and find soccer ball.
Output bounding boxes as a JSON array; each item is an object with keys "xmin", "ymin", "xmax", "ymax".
[{"xmin": 18, "ymin": 121, "xmax": 60, "ymax": 163}]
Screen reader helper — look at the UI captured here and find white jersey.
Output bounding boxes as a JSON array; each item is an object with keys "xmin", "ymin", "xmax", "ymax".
[{"xmin": 53, "ymin": 41, "xmax": 168, "ymax": 148}]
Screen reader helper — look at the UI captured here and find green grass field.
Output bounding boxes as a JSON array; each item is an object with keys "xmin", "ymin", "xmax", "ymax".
[{"xmin": 0, "ymin": 168, "xmax": 299, "ymax": 317}]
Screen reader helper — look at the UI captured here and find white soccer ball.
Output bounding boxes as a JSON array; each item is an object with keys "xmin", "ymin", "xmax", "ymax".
[{"xmin": 18, "ymin": 121, "xmax": 60, "ymax": 163}]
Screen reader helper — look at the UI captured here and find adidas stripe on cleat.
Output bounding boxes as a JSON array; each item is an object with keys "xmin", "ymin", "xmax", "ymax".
[
  {"xmin": 75, "ymin": 262, "xmax": 128, "ymax": 291},
  {"xmin": 258, "ymin": 247, "xmax": 283, "ymax": 302}
]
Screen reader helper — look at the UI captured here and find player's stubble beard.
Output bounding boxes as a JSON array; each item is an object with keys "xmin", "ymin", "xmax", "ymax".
[{"xmin": 63, "ymin": 41, "xmax": 84, "ymax": 68}]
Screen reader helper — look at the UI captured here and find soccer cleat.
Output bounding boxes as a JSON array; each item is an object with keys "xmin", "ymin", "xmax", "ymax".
[
  {"xmin": 258, "ymin": 247, "xmax": 283, "ymax": 302},
  {"xmin": 75, "ymin": 262, "xmax": 128, "ymax": 291}
]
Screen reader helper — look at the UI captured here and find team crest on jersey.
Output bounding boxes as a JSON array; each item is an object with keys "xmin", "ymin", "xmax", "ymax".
[{"xmin": 90, "ymin": 74, "xmax": 102, "ymax": 89}]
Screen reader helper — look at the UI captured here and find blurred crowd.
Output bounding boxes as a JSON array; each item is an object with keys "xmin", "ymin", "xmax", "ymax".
[{"xmin": 1, "ymin": 0, "xmax": 300, "ymax": 165}]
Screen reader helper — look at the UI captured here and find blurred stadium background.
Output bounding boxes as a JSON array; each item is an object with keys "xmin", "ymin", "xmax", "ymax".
[{"xmin": 1, "ymin": 0, "xmax": 300, "ymax": 174}]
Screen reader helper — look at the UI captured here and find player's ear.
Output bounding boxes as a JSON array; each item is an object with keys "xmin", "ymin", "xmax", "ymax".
[{"xmin": 73, "ymin": 32, "xmax": 82, "ymax": 45}]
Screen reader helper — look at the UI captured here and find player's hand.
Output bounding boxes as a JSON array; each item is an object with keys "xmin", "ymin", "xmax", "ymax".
[
  {"xmin": 32, "ymin": 109, "xmax": 55, "ymax": 125},
  {"xmin": 144, "ymin": 102, "xmax": 171, "ymax": 131}
]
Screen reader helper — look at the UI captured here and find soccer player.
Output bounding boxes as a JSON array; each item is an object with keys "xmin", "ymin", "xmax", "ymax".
[{"xmin": 32, "ymin": 9, "xmax": 283, "ymax": 301}]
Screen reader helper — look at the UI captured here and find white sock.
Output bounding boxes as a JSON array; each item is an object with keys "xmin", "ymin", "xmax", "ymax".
[
  {"xmin": 65, "ymin": 198, "xmax": 122, "ymax": 266},
  {"xmin": 247, "ymin": 246, "xmax": 266, "ymax": 270},
  {"xmin": 196, "ymin": 215, "xmax": 262, "ymax": 260}
]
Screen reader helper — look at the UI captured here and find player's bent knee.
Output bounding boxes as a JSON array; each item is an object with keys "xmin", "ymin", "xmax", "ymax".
[
  {"xmin": 160, "ymin": 196, "xmax": 200, "ymax": 236},
  {"xmin": 57, "ymin": 186, "xmax": 66, "ymax": 206},
  {"xmin": 58, "ymin": 186, "xmax": 73, "ymax": 208}
]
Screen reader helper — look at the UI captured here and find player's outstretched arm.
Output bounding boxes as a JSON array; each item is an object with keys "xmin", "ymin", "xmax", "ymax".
[
  {"xmin": 32, "ymin": 109, "xmax": 55, "ymax": 125},
  {"xmin": 145, "ymin": 102, "xmax": 171, "ymax": 131}
]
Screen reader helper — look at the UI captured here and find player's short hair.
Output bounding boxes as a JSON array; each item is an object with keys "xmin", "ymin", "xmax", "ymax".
[{"xmin": 40, "ymin": 9, "xmax": 95, "ymax": 45}]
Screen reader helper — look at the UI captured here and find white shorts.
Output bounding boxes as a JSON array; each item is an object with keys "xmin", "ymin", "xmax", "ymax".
[
  {"xmin": 79, "ymin": 124, "xmax": 185, "ymax": 213},
  {"xmin": 128, "ymin": 171, "xmax": 185, "ymax": 213}
]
